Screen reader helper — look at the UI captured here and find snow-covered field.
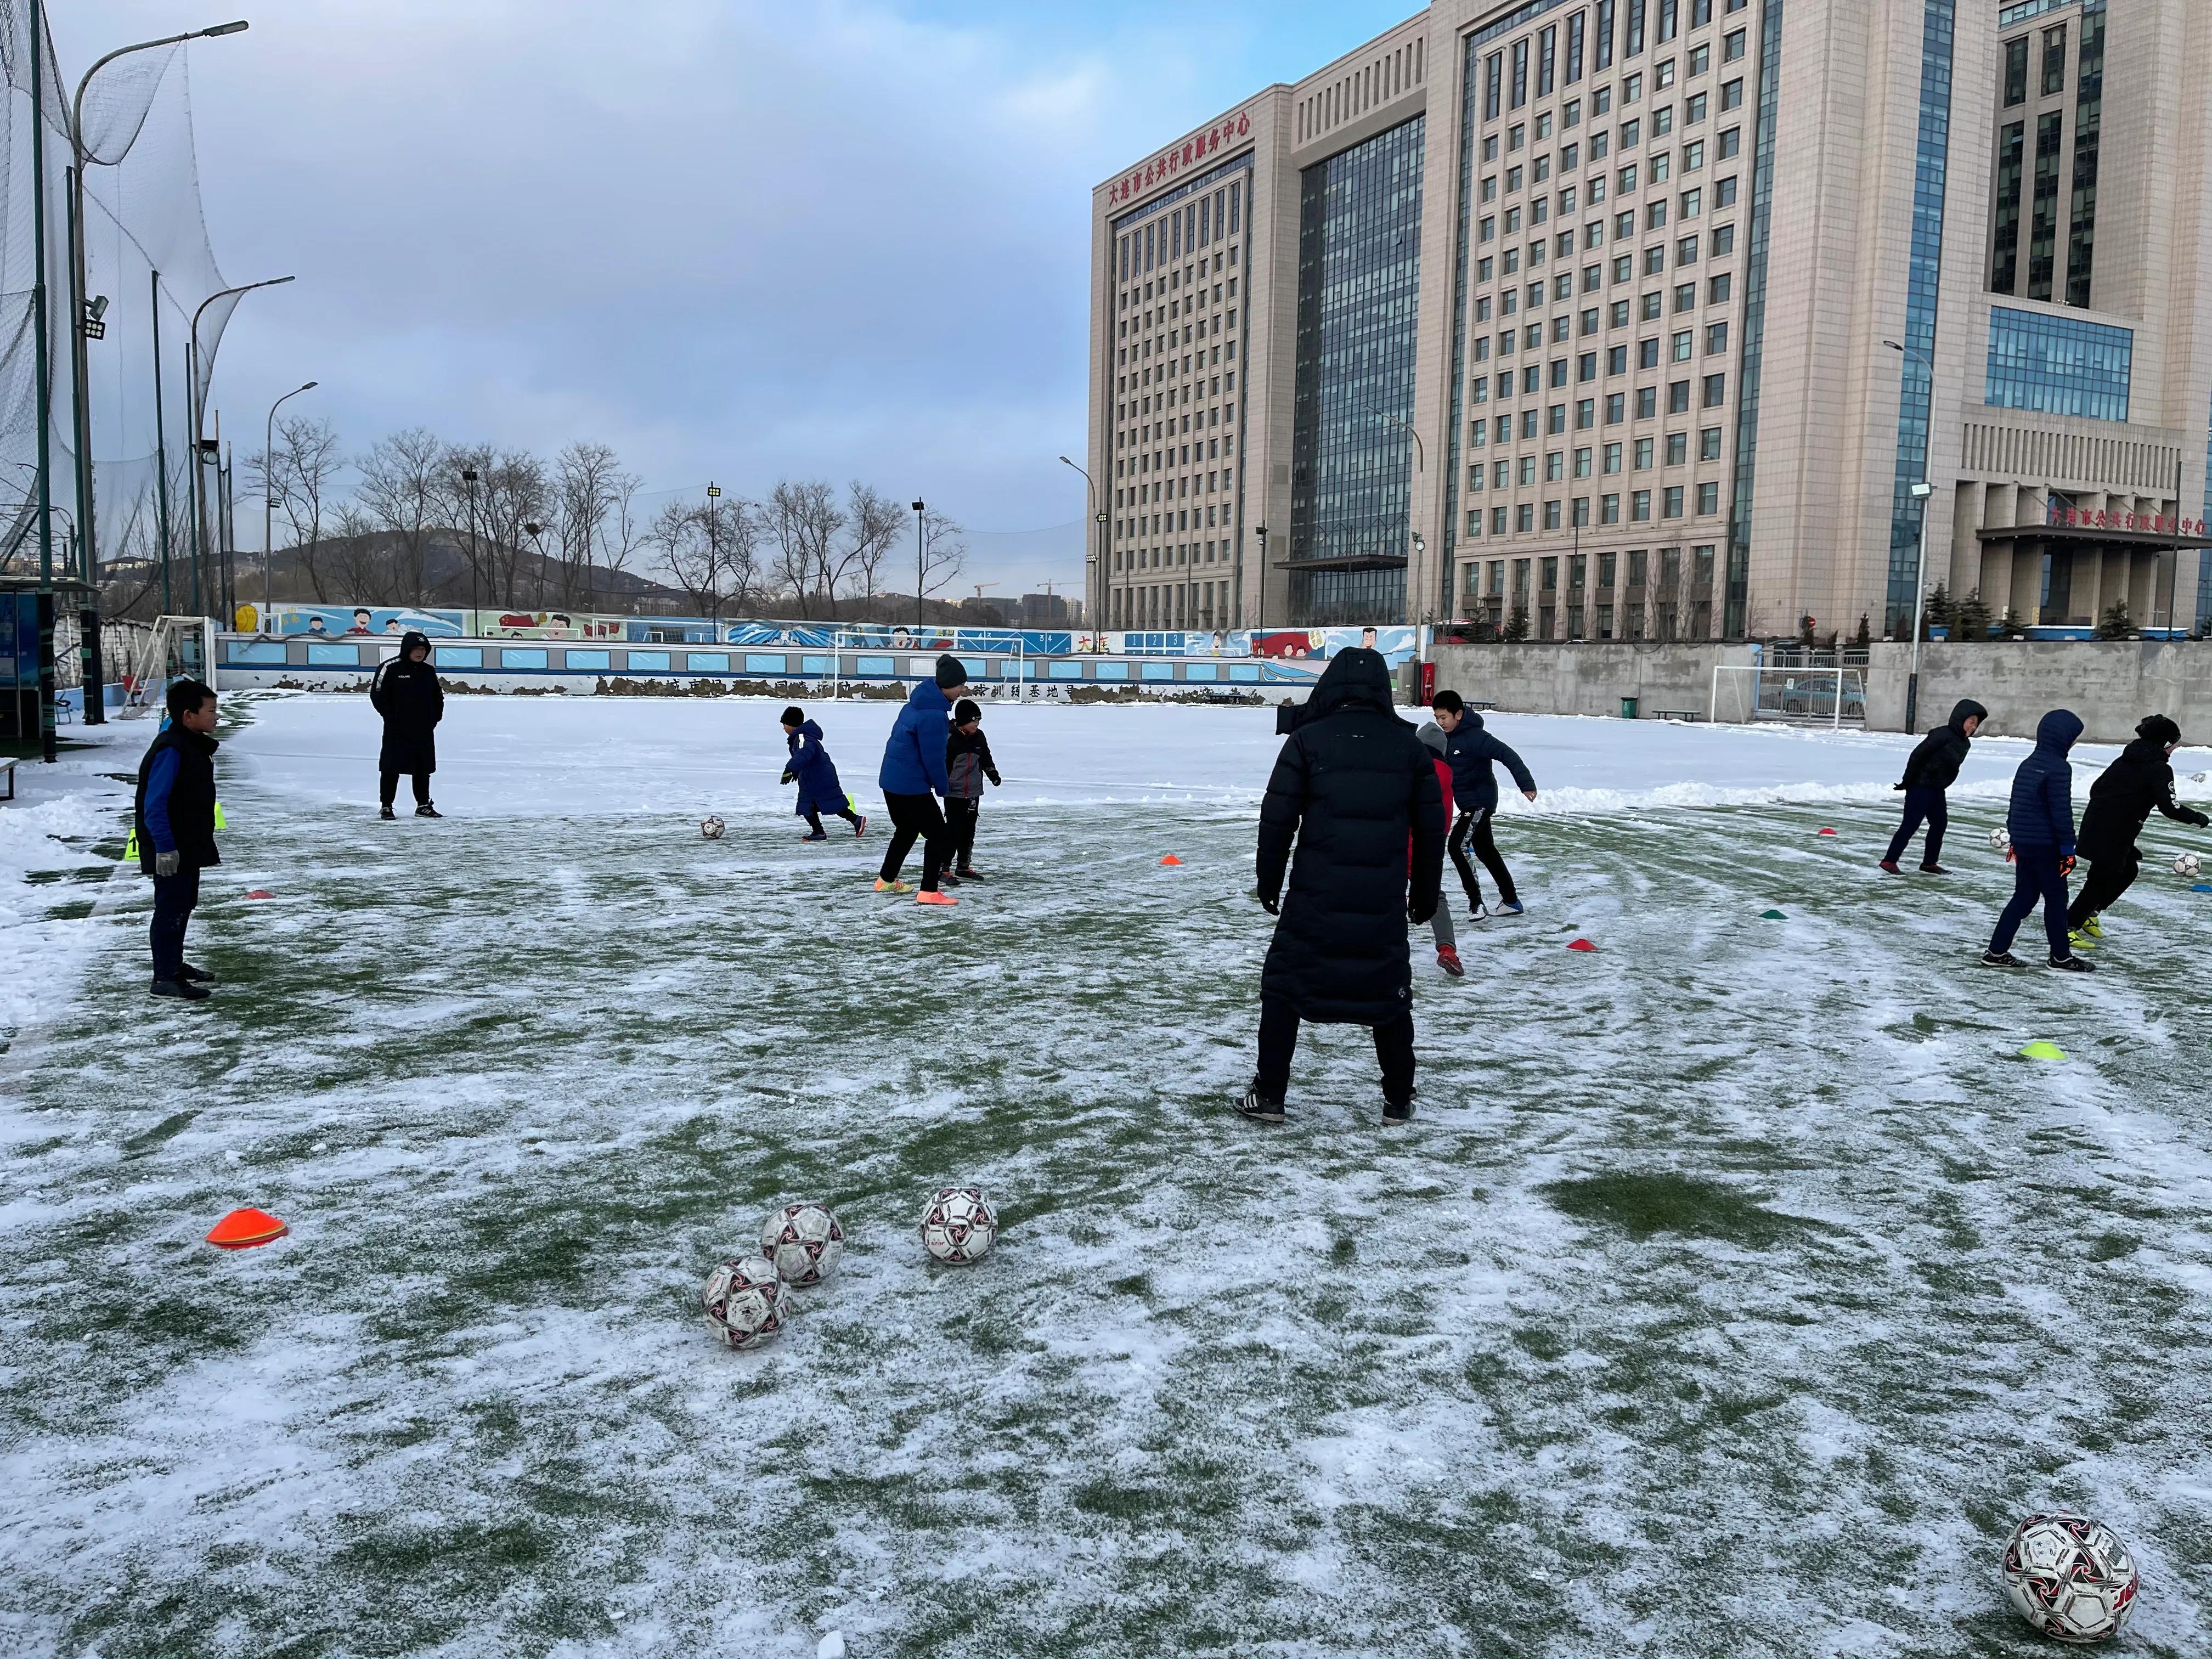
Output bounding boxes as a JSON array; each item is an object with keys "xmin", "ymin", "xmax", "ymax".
[{"xmin": 4, "ymin": 692, "xmax": 2210, "ymax": 1657}]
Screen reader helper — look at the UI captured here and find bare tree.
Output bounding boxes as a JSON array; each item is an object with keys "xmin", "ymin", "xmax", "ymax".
[
  {"xmin": 647, "ymin": 496, "xmax": 758, "ymax": 625},
  {"xmin": 553, "ymin": 441, "xmax": 635, "ymax": 617},
  {"xmin": 917, "ymin": 508, "xmax": 967, "ymax": 617},
  {"xmin": 842, "ymin": 481, "xmax": 906, "ymax": 607},
  {"xmin": 246, "ymin": 413, "xmax": 345, "ymax": 601},
  {"xmin": 354, "ymin": 428, "xmax": 448, "ymax": 603},
  {"xmin": 479, "ymin": 448, "xmax": 552, "ymax": 608},
  {"xmin": 325, "ymin": 504, "xmax": 396, "ymax": 604},
  {"xmin": 768, "ymin": 479, "xmax": 844, "ymax": 618}
]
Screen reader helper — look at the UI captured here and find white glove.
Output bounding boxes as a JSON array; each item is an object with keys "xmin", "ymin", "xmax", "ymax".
[{"xmin": 154, "ymin": 850, "xmax": 180, "ymax": 878}]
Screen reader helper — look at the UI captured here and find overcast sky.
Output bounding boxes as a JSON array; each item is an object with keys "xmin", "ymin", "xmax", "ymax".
[{"xmin": 52, "ymin": 1, "xmax": 1412, "ymax": 588}]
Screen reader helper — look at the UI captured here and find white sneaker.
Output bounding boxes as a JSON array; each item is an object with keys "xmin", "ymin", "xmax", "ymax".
[{"xmin": 1468, "ymin": 902, "xmax": 1489, "ymax": 922}]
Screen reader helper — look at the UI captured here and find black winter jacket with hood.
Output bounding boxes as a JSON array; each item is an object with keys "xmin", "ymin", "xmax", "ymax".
[
  {"xmin": 1257, "ymin": 649, "xmax": 1446, "ymax": 1025},
  {"xmin": 1899, "ymin": 698, "xmax": 1988, "ymax": 792},
  {"xmin": 371, "ymin": 630, "xmax": 444, "ymax": 775},
  {"xmin": 2076, "ymin": 715, "xmax": 2208, "ymax": 861}
]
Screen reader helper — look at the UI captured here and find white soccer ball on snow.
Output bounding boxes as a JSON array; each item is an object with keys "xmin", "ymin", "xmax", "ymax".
[
  {"xmin": 701, "ymin": 815, "xmax": 726, "ymax": 840},
  {"xmin": 2174, "ymin": 851, "xmax": 2202, "ymax": 878},
  {"xmin": 2001, "ymin": 1512, "xmax": 2139, "ymax": 1644},
  {"xmin": 919, "ymin": 1186, "xmax": 997, "ymax": 1265},
  {"xmin": 1990, "ymin": 825, "xmax": 2013, "ymax": 855},
  {"xmin": 702, "ymin": 1255, "xmax": 787, "ymax": 1348},
  {"xmin": 760, "ymin": 1201, "xmax": 843, "ymax": 1287}
]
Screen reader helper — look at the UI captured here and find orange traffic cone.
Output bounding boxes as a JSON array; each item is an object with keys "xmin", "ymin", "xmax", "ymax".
[
  {"xmin": 206, "ymin": 1207, "xmax": 288, "ymax": 1249},
  {"xmin": 1159, "ymin": 855, "xmax": 1183, "ymax": 866},
  {"xmin": 1815, "ymin": 828, "xmax": 1837, "ymax": 838},
  {"xmin": 245, "ymin": 888, "xmax": 274, "ymax": 899},
  {"xmin": 1566, "ymin": 938, "xmax": 1598, "ymax": 952}
]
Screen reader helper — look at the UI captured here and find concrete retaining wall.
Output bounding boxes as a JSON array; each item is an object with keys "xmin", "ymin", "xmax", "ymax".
[
  {"xmin": 1430, "ymin": 643, "xmax": 1756, "ymax": 721},
  {"xmin": 1429, "ymin": 639, "xmax": 2212, "ymax": 742},
  {"xmin": 1861, "ymin": 642, "xmax": 2212, "ymax": 743}
]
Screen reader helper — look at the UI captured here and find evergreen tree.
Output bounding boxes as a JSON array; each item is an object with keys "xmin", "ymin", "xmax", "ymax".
[
  {"xmin": 1504, "ymin": 605, "xmax": 1530, "ymax": 642},
  {"xmin": 1951, "ymin": 589, "xmax": 1992, "ymax": 642},
  {"xmin": 1854, "ymin": 613, "xmax": 1872, "ymax": 648},
  {"xmin": 1798, "ymin": 614, "xmax": 1816, "ymax": 647},
  {"xmin": 2000, "ymin": 605, "xmax": 2027, "ymax": 639},
  {"xmin": 1921, "ymin": 581, "xmax": 1953, "ymax": 640},
  {"xmin": 2095, "ymin": 599, "xmax": 2135, "ymax": 641}
]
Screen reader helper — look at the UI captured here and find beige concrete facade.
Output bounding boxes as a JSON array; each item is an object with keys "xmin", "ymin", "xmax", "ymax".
[{"xmin": 1088, "ymin": 0, "xmax": 2212, "ymax": 641}]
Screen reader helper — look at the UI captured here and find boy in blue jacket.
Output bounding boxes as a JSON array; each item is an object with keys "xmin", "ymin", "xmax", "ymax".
[
  {"xmin": 876, "ymin": 654, "xmax": 969, "ymax": 906},
  {"xmin": 780, "ymin": 706, "xmax": 864, "ymax": 840},
  {"xmin": 1430, "ymin": 689, "xmax": 1538, "ymax": 918},
  {"xmin": 1984, "ymin": 708, "xmax": 2092, "ymax": 972},
  {"xmin": 135, "ymin": 679, "xmax": 222, "ymax": 1001}
]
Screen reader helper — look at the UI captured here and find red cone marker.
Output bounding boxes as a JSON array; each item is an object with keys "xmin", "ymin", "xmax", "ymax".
[{"xmin": 206, "ymin": 1207, "xmax": 288, "ymax": 1249}]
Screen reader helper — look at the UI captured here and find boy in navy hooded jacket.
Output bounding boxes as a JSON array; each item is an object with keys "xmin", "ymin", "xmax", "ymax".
[{"xmin": 1984, "ymin": 709, "xmax": 2092, "ymax": 971}]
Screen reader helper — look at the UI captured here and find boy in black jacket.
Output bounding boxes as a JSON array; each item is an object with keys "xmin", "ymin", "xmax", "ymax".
[
  {"xmin": 943, "ymin": 698, "xmax": 1001, "ymax": 882},
  {"xmin": 136, "ymin": 679, "xmax": 222, "ymax": 1001},
  {"xmin": 1880, "ymin": 698, "xmax": 1987, "ymax": 874},
  {"xmin": 2066, "ymin": 714, "xmax": 2209, "ymax": 944}
]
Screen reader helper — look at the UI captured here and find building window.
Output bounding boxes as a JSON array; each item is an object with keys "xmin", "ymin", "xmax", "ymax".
[
  {"xmin": 1990, "ymin": 121, "xmax": 2025, "ymax": 295},
  {"xmin": 1708, "ymin": 224, "xmax": 1733, "ymax": 255},
  {"xmin": 1724, "ymin": 28, "xmax": 1747, "ymax": 63},
  {"xmin": 1631, "ymin": 489, "xmax": 1651, "ymax": 521},
  {"xmin": 1720, "ymin": 77, "xmax": 1742, "ymax": 110},
  {"xmin": 1606, "ymin": 392, "xmax": 1626, "ymax": 423},
  {"xmin": 1700, "ymin": 426, "xmax": 1722, "ymax": 460},
  {"xmin": 2028, "ymin": 110, "xmax": 2063, "ymax": 302},
  {"xmin": 2004, "ymin": 35, "xmax": 2028, "ymax": 107},
  {"xmin": 1517, "ymin": 504, "xmax": 1535, "ymax": 532},
  {"xmin": 1601, "ymin": 493, "xmax": 1621, "ymax": 524},
  {"xmin": 1544, "ymin": 501, "xmax": 1563, "ymax": 530},
  {"xmin": 1635, "ymin": 386, "xmax": 1658, "ymax": 418},
  {"xmin": 1671, "ymin": 329, "xmax": 1693, "ymax": 362},
  {"xmin": 2067, "ymin": 7, "xmax": 2106, "ymax": 309},
  {"xmin": 1719, "ymin": 125, "xmax": 1741, "ymax": 160},
  {"xmin": 1701, "ymin": 373, "xmax": 1725, "ymax": 407},
  {"xmin": 1985, "ymin": 306, "xmax": 2132, "ymax": 422},
  {"xmin": 1697, "ymin": 481, "xmax": 1720, "ymax": 514},
  {"xmin": 2040, "ymin": 26, "xmax": 2066, "ymax": 98},
  {"xmin": 1662, "ymin": 486, "xmax": 1684, "ymax": 518}
]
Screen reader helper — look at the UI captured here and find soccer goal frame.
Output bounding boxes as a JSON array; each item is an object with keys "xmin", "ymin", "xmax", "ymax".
[
  {"xmin": 1709, "ymin": 664, "xmax": 1869, "ymax": 727},
  {"xmin": 119, "ymin": 614, "xmax": 218, "ymax": 718}
]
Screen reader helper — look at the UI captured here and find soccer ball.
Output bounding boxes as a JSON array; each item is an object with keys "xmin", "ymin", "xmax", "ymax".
[
  {"xmin": 919, "ymin": 1186, "xmax": 997, "ymax": 1266},
  {"xmin": 2174, "ymin": 851, "xmax": 2202, "ymax": 878},
  {"xmin": 760, "ymin": 1201, "xmax": 843, "ymax": 1287},
  {"xmin": 1990, "ymin": 825, "xmax": 2013, "ymax": 854},
  {"xmin": 702, "ymin": 1255, "xmax": 787, "ymax": 1349},
  {"xmin": 701, "ymin": 815, "xmax": 726, "ymax": 840},
  {"xmin": 2001, "ymin": 1513, "xmax": 2140, "ymax": 1644}
]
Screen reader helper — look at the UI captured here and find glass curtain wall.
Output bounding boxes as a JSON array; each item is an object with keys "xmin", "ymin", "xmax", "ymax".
[{"xmin": 1289, "ymin": 115, "xmax": 1425, "ymax": 626}]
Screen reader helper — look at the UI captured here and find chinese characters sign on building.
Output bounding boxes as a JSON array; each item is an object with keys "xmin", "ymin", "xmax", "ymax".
[
  {"xmin": 2047, "ymin": 503, "xmax": 2209, "ymax": 537},
  {"xmin": 1109, "ymin": 112, "xmax": 1252, "ymax": 206}
]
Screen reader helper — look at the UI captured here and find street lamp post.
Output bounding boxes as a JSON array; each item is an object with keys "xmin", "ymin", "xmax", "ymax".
[
  {"xmin": 261, "ymin": 380, "xmax": 315, "ymax": 625},
  {"xmin": 704, "ymin": 483, "xmax": 723, "ymax": 635},
  {"xmin": 912, "ymin": 499, "xmax": 926, "ymax": 634},
  {"xmin": 190, "ymin": 274, "xmax": 294, "ymax": 617},
  {"xmin": 1057, "ymin": 456, "xmax": 1102, "ymax": 647},
  {"xmin": 1883, "ymin": 338, "xmax": 1936, "ymax": 734},
  {"xmin": 65, "ymin": 21, "xmax": 250, "ymax": 721},
  {"xmin": 460, "ymin": 469, "xmax": 482, "ymax": 619}
]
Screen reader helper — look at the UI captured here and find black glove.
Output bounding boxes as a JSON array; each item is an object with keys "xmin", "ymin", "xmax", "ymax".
[
  {"xmin": 779, "ymin": 769, "xmax": 794, "ymax": 786},
  {"xmin": 2191, "ymin": 810, "xmax": 2210, "ymax": 828},
  {"xmin": 986, "ymin": 770, "xmax": 1002, "ymax": 788},
  {"xmin": 1892, "ymin": 782, "xmax": 1906, "ymax": 792},
  {"xmin": 1256, "ymin": 890, "xmax": 1279, "ymax": 915},
  {"xmin": 1408, "ymin": 899, "xmax": 1436, "ymax": 926},
  {"xmin": 2059, "ymin": 854, "xmax": 2077, "ymax": 877},
  {"xmin": 154, "ymin": 850, "xmax": 180, "ymax": 878}
]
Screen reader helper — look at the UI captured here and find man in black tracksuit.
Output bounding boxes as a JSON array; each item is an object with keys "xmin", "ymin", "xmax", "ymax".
[
  {"xmin": 944, "ymin": 698, "xmax": 1001, "ymax": 882},
  {"xmin": 1880, "ymin": 697, "xmax": 1987, "ymax": 874},
  {"xmin": 136, "ymin": 678, "xmax": 222, "ymax": 1001},
  {"xmin": 2067, "ymin": 714, "xmax": 2208, "ymax": 938},
  {"xmin": 1243, "ymin": 649, "xmax": 1445, "ymax": 1126},
  {"xmin": 370, "ymin": 630, "xmax": 444, "ymax": 818}
]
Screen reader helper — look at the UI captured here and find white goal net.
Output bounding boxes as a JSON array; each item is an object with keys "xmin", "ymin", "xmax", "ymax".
[{"xmin": 1710, "ymin": 664, "xmax": 1869, "ymax": 726}]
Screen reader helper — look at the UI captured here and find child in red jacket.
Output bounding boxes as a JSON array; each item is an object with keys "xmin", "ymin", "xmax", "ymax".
[{"xmin": 1417, "ymin": 723, "xmax": 1464, "ymax": 976}]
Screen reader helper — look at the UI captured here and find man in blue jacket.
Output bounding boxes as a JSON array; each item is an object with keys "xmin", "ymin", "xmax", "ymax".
[
  {"xmin": 1429, "ymin": 689, "xmax": 1538, "ymax": 918},
  {"xmin": 135, "ymin": 679, "xmax": 222, "ymax": 1001},
  {"xmin": 1984, "ymin": 708, "xmax": 2092, "ymax": 972},
  {"xmin": 876, "ymin": 653, "xmax": 969, "ymax": 905}
]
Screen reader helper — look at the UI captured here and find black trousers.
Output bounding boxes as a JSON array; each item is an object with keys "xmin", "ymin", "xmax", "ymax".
[
  {"xmin": 805, "ymin": 804, "xmax": 863, "ymax": 834},
  {"xmin": 879, "ymin": 791, "xmax": 950, "ymax": 891},
  {"xmin": 150, "ymin": 866, "xmax": 201, "ymax": 981},
  {"xmin": 380, "ymin": 769, "xmax": 432, "ymax": 808},
  {"xmin": 1256, "ymin": 996, "xmax": 1416, "ymax": 1109},
  {"xmin": 945, "ymin": 797, "xmax": 981, "ymax": 867},
  {"xmin": 1883, "ymin": 786, "xmax": 1949, "ymax": 867},
  {"xmin": 1448, "ymin": 808, "xmax": 1517, "ymax": 907},
  {"xmin": 2068, "ymin": 847, "xmax": 2138, "ymax": 929},
  {"xmin": 1990, "ymin": 845, "xmax": 2073, "ymax": 960}
]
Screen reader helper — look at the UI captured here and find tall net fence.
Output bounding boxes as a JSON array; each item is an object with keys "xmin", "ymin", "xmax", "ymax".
[{"xmin": 0, "ymin": 4, "xmax": 233, "ymax": 610}]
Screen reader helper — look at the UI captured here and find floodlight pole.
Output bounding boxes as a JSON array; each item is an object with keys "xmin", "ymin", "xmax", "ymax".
[
  {"xmin": 190, "ymin": 273, "xmax": 294, "ymax": 619},
  {"xmin": 151, "ymin": 270, "xmax": 172, "ymax": 614},
  {"xmin": 912, "ymin": 499, "xmax": 925, "ymax": 634},
  {"xmin": 1057, "ymin": 456, "xmax": 1102, "ymax": 648},
  {"xmin": 1885, "ymin": 338, "xmax": 1936, "ymax": 735},
  {"xmin": 29, "ymin": 0, "xmax": 56, "ymax": 760},
  {"xmin": 261, "ymin": 380, "xmax": 315, "ymax": 622}
]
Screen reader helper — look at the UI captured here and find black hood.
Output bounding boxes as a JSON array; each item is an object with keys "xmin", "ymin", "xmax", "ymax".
[
  {"xmin": 1948, "ymin": 699, "xmax": 1988, "ymax": 735},
  {"xmin": 1299, "ymin": 648, "xmax": 1400, "ymax": 724},
  {"xmin": 2136, "ymin": 714, "xmax": 2181, "ymax": 749},
  {"xmin": 400, "ymin": 630, "xmax": 431, "ymax": 657}
]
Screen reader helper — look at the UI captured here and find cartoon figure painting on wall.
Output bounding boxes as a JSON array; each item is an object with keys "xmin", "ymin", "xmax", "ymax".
[
  {"xmin": 346, "ymin": 607, "xmax": 373, "ymax": 634},
  {"xmin": 1253, "ymin": 629, "xmax": 1324, "ymax": 659}
]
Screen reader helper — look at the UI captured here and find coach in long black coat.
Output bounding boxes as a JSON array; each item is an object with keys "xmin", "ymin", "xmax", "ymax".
[
  {"xmin": 370, "ymin": 630, "xmax": 445, "ymax": 817},
  {"xmin": 1242, "ymin": 647, "xmax": 1446, "ymax": 1125}
]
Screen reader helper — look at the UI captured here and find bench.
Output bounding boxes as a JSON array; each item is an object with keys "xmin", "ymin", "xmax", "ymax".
[
  {"xmin": 1649, "ymin": 709, "xmax": 1703, "ymax": 723},
  {"xmin": 0, "ymin": 755, "xmax": 15, "ymax": 801},
  {"xmin": 1469, "ymin": 699, "xmax": 1497, "ymax": 712}
]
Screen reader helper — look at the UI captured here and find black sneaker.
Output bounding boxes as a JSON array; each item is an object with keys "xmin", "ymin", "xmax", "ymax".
[
  {"xmin": 955, "ymin": 867, "xmax": 985, "ymax": 882},
  {"xmin": 2047, "ymin": 954, "xmax": 2096, "ymax": 973},
  {"xmin": 1381, "ymin": 1099, "xmax": 1415, "ymax": 1125},
  {"xmin": 1918, "ymin": 863, "xmax": 1949, "ymax": 875},
  {"xmin": 415, "ymin": 804, "xmax": 442, "ymax": 819},
  {"xmin": 1234, "ymin": 1079, "xmax": 1286, "ymax": 1124},
  {"xmin": 150, "ymin": 975, "xmax": 211, "ymax": 1001},
  {"xmin": 1980, "ymin": 950, "xmax": 2024, "ymax": 968},
  {"xmin": 179, "ymin": 962, "xmax": 215, "ymax": 984},
  {"xmin": 379, "ymin": 804, "xmax": 396, "ymax": 820}
]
